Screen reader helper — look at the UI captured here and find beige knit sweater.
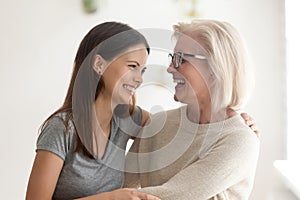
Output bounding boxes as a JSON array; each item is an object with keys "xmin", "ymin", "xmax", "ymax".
[{"xmin": 124, "ymin": 106, "xmax": 260, "ymax": 200}]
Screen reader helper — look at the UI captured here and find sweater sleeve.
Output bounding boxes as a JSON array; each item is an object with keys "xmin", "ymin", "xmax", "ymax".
[{"xmin": 138, "ymin": 131, "xmax": 260, "ymax": 200}]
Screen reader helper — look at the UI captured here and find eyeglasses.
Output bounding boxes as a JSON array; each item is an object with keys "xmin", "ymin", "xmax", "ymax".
[{"xmin": 168, "ymin": 52, "xmax": 206, "ymax": 69}]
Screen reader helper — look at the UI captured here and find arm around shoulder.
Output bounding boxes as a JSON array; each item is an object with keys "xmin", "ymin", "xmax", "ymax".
[{"xmin": 138, "ymin": 129, "xmax": 260, "ymax": 200}]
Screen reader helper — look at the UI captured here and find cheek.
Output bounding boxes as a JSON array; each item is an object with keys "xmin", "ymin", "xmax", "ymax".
[
  {"xmin": 189, "ymin": 73, "xmax": 210, "ymax": 96},
  {"xmin": 103, "ymin": 67, "xmax": 128, "ymax": 86}
]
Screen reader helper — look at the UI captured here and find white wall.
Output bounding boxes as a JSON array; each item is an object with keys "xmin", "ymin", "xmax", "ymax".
[{"xmin": 0, "ymin": 0, "xmax": 294, "ymax": 199}]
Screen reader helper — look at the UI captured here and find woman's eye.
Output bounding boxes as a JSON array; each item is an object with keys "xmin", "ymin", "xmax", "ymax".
[
  {"xmin": 181, "ymin": 58, "xmax": 187, "ymax": 63},
  {"xmin": 128, "ymin": 64, "xmax": 137, "ymax": 68}
]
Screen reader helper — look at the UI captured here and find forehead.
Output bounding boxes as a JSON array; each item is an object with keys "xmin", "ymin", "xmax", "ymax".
[
  {"xmin": 174, "ymin": 33, "xmax": 204, "ymax": 54},
  {"xmin": 119, "ymin": 45, "xmax": 148, "ymax": 63}
]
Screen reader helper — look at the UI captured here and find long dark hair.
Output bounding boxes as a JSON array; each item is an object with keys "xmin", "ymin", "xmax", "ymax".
[{"xmin": 41, "ymin": 22, "xmax": 150, "ymax": 159}]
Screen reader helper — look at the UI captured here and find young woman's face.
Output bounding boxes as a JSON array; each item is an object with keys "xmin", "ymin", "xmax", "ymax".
[
  {"xmin": 167, "ymin": 35, "xmax": 212, "ymax": 107},
  {"xmin": 101, "ymin": 44, "xmax": 148, "ymax": 105}
]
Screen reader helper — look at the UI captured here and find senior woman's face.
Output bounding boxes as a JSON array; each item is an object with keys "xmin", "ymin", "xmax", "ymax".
[{"xmin": 167, "ymin": 34, "xmax": 212, "ymax": 107}]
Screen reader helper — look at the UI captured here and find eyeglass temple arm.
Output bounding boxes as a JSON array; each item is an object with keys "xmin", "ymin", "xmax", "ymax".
[{"xmin": 183, "ymin": 53, "xmax": 206, "ymax": 60}]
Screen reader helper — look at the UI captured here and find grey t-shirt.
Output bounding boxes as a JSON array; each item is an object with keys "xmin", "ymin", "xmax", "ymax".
[{"xmin": 36, "ymin": 106, "xmax": 143, "ymax": 199}]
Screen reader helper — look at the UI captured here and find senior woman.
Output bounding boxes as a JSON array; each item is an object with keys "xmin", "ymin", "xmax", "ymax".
[{"xmin": 124, "ymin": 19, "xmax": 260, "ymax": 200}]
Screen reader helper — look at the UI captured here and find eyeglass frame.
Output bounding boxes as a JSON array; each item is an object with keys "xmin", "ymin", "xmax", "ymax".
[{"xmin": 168, "ymin": 52, "xmax": 206, "ymax": 69}]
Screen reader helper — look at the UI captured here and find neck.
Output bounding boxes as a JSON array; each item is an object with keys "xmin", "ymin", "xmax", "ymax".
[
  {"xmin": 186, "ymin": 104, "xmax": 236, "ymax": 124},
  {"xmin": 94, "ymin": 94, "xmax": 115, "ymax": 137}
]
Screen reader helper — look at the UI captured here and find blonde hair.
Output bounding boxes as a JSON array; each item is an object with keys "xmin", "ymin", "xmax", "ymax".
[{"xmin": 173, "ymin": 19, "xmax": 254, "ymax": 112}]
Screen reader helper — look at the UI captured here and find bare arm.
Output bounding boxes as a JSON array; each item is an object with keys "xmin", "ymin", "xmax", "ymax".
[
  {"xmin": 26, "ymin": 150, "xmax": 159, "ymax": 200},
  {"xmin": 26, "ymin": 150, "xmax": 64, "ymax": 200}
]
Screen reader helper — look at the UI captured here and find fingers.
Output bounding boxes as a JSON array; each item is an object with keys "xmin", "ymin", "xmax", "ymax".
[
  {"xmin": 255, "ymin": 130, "xmax": 260, "ymax": 138},
  {"xmin": 250, "ymin": 124, "xmax": 257, "ymax": 132},
  {"xmin": 241, "ymin": 112, "xmax": 256, "ymax": 127},
  {"xmin": 250, "ymin": 124, "xmax": 260, "ymax": 138},
  {"xmin": 123, "ymin": 188, "xmax": 161, "ymax": 200},
  {"xmin": 136, "ymin": 191, "xmax": 161, "ymax": 200},
  {"xmin": 241, "ymin": 113, "xmax": 252, "ymax": 124},
  {"xmin": 241, "ymin": 112, "xmax": 260, "ymax": 138},
  {"xmin": 240, "ymin": 112, "xmax": 250, "ymax": 120},
  {"xmin": 251, "ymin": 125, "xmax": 260, "ymax": 138}
]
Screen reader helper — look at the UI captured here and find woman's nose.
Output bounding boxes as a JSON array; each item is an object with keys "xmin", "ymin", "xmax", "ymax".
[
  {"xmin": 133, "ymin": 73, "xmax": 143, "ymax": 85},
  {"xmin": 167, "ymin": 63, "xmax": 176, "ymax": 74}
]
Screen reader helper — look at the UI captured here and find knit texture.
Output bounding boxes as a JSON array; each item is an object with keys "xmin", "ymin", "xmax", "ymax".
[{"xmin": 124, "ymin": 106, "xmax": 259, "ymax": 200}]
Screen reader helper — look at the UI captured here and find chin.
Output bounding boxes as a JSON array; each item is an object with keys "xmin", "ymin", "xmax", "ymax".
[
  {"xmin": 113, "ymin": 96, "xmax": 130, "ymax": 107},
  {"xmin": 174, "ymin": 94, "xmax": 184, "ymax": 103},
  {"xmin": 115, "ymin": 89, "xmax": 132, "ymax": 103},
  {"xmin": 174, "ymin": 95, "xmax": 178, "ymax": 102},
  {"xmin": 119, "ymin": 97, "xmax": 131, "ymax": 105}
]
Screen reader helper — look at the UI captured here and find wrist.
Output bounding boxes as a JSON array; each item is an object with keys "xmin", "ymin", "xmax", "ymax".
[{"xmin": 99, "ymin": 191, "xmax": 113, "ymax": 200}]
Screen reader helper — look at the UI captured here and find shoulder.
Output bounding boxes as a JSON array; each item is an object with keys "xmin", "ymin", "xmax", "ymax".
[
  {"xmin": 113, "ymin": 105, "xmax": 144, "ymax": 125},
  {"xmin": 198, "ymin": 115, "xmax": 260, "ymax": 171},
  {"xmin": 217, "ymin": 116, "xmax": 260, "ymax": 176},
  {"xmin": 37, "ymin": 112, "xmax": 76, "ymax": 160},
  {"xmin": 226, "ymin": 115, "xmax": 259, "ymax": 142},
  {"xmin": 40, "ymin": 112, "xmax": 76, "ymax": 137},
  {"xmin": 39, "ymin": 116, "xmax": 67, "ymax": 139},
  {"xmin": 220, "ymin": 115, "xmax": 260, "ymax": 157}
]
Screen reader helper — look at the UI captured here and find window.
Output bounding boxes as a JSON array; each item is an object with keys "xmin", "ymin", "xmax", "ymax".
[
  {"xmin": 274, "ymin": 0, "xmax": 300, "ymax": 198},
  {"xmin": 285, "ymin": 0, "xmax": 300, "ymax": 163}
]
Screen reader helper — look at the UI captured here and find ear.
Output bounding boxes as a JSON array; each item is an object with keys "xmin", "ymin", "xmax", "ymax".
[{"xmin": 93, "ymin": 54, "xmax": 105, "ymax": 75}]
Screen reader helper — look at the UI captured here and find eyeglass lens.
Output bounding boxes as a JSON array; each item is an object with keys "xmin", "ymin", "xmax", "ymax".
[{"xmin": 169, "ymin": 53, "xmax": 182, "ymax": 68}]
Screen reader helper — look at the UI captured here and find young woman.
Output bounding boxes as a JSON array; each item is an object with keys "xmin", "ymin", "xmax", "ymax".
[{"xmin": 26, "ymin": 21, "xmax": 160, "ymax": 200}]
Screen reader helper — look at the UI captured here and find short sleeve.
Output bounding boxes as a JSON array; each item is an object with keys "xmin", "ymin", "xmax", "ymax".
[
  {"xmin": 131, "ymin": 106, "xmax": 143, "ymax": 126},
  {"xmin": 36, "ymin": 117, "xmax": 70, "ymax": 160},
  {"xmin": 126, "ymin": 106, "xmax": 143, "ymax": 137},
  {"xmin": 112, "ymin": 105, "xmax": 143, "ymax": 138}
]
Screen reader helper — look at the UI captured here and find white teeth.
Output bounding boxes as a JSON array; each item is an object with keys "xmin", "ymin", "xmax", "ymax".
[
  {"xmin": 123, "ymin": 84, "xmax": 136, "ymax": 94},
  {"xmin": 173, "ymin": 79, "xmax": 185, "ymax": 85}
]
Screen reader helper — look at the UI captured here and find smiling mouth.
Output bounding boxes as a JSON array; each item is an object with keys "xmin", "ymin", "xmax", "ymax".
[
  {"xmin": 123, "ymin": 84, "xmax": 136, "ymax": 95},
  {"xmin": 173, "ymin": 79, "xmax": 185, "ymax": 85}
]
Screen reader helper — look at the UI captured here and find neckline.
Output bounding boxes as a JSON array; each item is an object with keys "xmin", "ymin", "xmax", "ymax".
[{"xmin": 179, "ymin": 106, "xmax": 241, "ymax": 133}]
